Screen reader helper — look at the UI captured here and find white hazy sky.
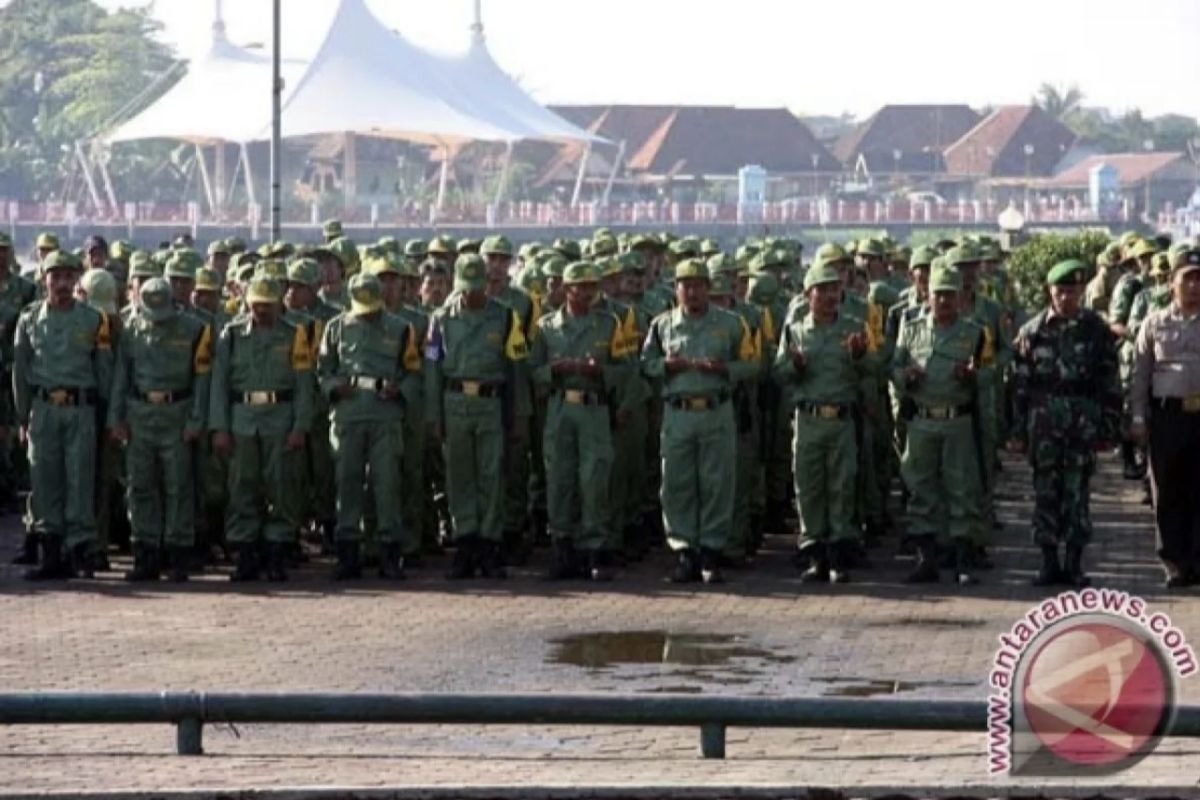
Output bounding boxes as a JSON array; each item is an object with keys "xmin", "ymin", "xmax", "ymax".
[{"xmin": 98, "ymin": 0, "xmax": 1200, "ymax": 119}]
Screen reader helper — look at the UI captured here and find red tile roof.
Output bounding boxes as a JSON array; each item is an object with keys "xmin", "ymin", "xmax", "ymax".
[
  {"xmin": 833, "ymin": 105, "xmax": 980, "ymax": 173},
  {"xmin": 943, "ymin": 105, "xmax": 1076, "ymax": 177},
  {"xmin": 1045, "ymin": 152, "xmax": 1191, "ymax": 187}
]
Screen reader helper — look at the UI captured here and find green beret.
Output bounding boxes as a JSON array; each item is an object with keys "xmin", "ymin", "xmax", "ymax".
[
  {"xmin": 803, "ymin": 262, "xmax": 841, "ymax": 292},
  {"xmin": 673, "ymin": 258, "xmax": 709, "ymax": 282},
  {"xmin": 930, "ymin": 265, "xmax": 963, "ymax": 293},
  {"xmin": 1046, "ymin": 259, "xmax": 1087, "ymax": 286},
  {"xmin": 563, "ymin": 261, "xmax": 601, "ymax": 286}
]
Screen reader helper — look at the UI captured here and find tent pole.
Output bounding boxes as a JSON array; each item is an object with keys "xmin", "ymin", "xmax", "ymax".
[
  {"xmin": 241, "ymin": 142, "xmax": 258, "ymax": 212},
  {"xmin": 270, "ymin": 0, "xmax": 282, "ymax": 240},
  {"xmin": 493, "ymin": 141, "xmax": 513, "ymax": 206},
  {"xmin": 214, "ymin": 142, "xmax": 227, "ymax": 215},
  {"xmin": 570, "ymin": 141, "xmax": 591, "ymax": 208},
  {"xmin": 195, "ymin": 143, "xmax": 217, "ymax": 217},
  {"xmin": 601, "ymin": 139, "xmax": 625, "ymax": 207},
  {"xmin": 436, "ymin": 145, "xmax": 453, "ymax": 214},
  {"xmin": 74, "ymin": 141, "xmax": 105, "ymax": 217},
  {"xmin": 94, "ymin": 140, "xmax": 119, "ymax": 215}
]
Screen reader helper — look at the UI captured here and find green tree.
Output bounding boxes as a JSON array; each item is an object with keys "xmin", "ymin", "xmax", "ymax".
[
  {"xmin": 1032, "ymin": 83, "xmax": 1084, "ymax": 119},
  {"xmin": 1006, "ymin": 230, "xmax": 1111, "ymax": 312}
]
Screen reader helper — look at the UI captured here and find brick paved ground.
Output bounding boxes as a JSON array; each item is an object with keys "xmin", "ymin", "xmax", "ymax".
[{"xmin": 0, "ymin": 453, "xmax": 1197, "ymax": 798}]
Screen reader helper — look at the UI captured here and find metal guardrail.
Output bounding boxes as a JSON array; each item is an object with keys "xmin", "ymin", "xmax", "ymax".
[{"xmin": 1, "ymin": 692, "xmax": 1198, "ymax": 759}]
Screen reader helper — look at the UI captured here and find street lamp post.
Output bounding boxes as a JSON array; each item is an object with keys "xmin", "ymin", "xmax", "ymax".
[
  {"xmin": 270, "ymin": 0, "xmax": 282, "ymax": 241},
  {"xmin": 810, "ymin": 152, "xmax": 820, "ymax": 199},
  {"xmin": 892, "ymin": 149, "xmax": 901, "ymax": 187},
  {"xmin": 1023, "ymin": 143, "xmax": 1035, "ymax": 215}
]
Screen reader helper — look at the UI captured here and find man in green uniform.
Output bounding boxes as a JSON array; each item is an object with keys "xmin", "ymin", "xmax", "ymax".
[
  {"xmin": 108, "ymin": 278, "xmax": 212, "ymax": 582},
  {"xmin": 891, "ymin": 265, "xmax": 992, "ymax": 586},
  {"xmin": 208, "ymin": 277, "xmax": 314, "ymax": 582},
  {"xmin": 529, "ymin": 260, "xmax": 633, "ymax": 580},
  {"xmin": 189, "ymin": 267, "xmax": 231, "ymax": 560},
  {"xmin": 641, "ymin": 258, "xmax": 758, "ymax": 584},
  {"xmin": 0, "ymin": 232, "xmax": 38, "ymax": 561},
  {"xmin": 322, "ymin": 219, "xmax": 344, "ymax": 244},
  {"xmin": 1109, "ymin": 238, "xmax": 1155, "ymax": 479},
  {"xmin": 318, "ymin": 272, "xmax": 420, "ymax": 580},
  {"xmin": 425, "ymin": 255, "xmax": 531, "ymax": 579},
  {"xmin": 14, "ymin": 251, "xmax": 114, "ymax": 579},
  {"xmin": 1085, "ymin": 243, "xmax": 1123, "ymax": 317},
  {"xmin": 773, "ymin": 261, "xmax": 873, "ymax": 583},
  {"xmin": 1010, "ymin": 260, "xmax": 1121, "ymax": 587}
]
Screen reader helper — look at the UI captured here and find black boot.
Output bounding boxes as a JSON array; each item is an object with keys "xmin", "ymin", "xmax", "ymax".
[
  {"xmin": 502, "ymin": 528, "xmax": 528, "ymax": 567},
  {"xmin": 24, "ymin": 536, "xmax": 71, "ymax": 581},
  {"xmin": 478, "ymin": 540, "xmax": 507, "ymax": 579},
  {"xmin": 669, "ymin": 549, "xmax": 700, "ymax": 583},
  {"xmin": 265, "ymin": 542, "xmax": 288, "ymax": 582},
  {"xmin": 1032, "ymin": 544, "xmax": 1061, "ymax": 587},
  {"xmin": 905, "ymin": 537, "xmax": 940, "ymax": 584},
  {"xmin": 446, "ymin": 537, "xmax": 478, "ymax": 580},
  {"xmin": 319, "ymin": 520, "xmax": 337, "ymax": 556},
  {"xmin": 954, "ymin": 539, "xmax": 979, "ymax": 586},
  {"xmin": 1063, "ymin": 544, "xmax": 1090, "ymax": 588},
  {"xmin": 531, "ymin": 509, "xmax": 550, "ymax": 547},
  {"xmin": 763, "ymin": 501, "xmax": 789, "ymax": 536},
  {"xmin": 828, "ymin": 541, "xmax": 852, "ymax": 584},
  {"xmin": 1121, "ymin": 442, "xmax": 1141, "ymax": 480},
  {"xmin": 546, "ymin": 539, "xmax": 580, "ymax": 580},
  {"xmin": 700, "ymin": 548, "xmax": 724, "ymax": 585},
  {"xmin": 799, "ymin": 543, "xmax": 830, "ymax": 584},
  {"xmin": 748, "ymin": 514, "xmax": 764, "ymax": 554},
  {"xmin": 11, "ymin": 533, "xmax": 38, "ymax": 565},
  {"xmin": 332, "ymin": 540, "xmax": 362, "ymax": 581},
  {"xmin": 124, "ymin": 544, "xmax": 160, "ymax": 583},
  {"xmin": 70, "ymin": 543, "xmax": 95, "ymax": 579},
  {"xmin": 167, "ymin": 547, "xmax": 190, "ymax": 583},
  {"xmin": 589, "ymin": 550, "xmax": 614, "ymax": 582},
  {"xmin": 230, "ymin": 545, "xmax": 260, "ymax": 582},
  {"xmin": 378, "ymin": 542, "xmax": 405, "ymax": 580}
]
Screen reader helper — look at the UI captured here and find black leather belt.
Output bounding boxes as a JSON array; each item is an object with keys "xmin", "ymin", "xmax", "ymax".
[
  {"xmin": 446, "ymin": 379, "xmax": 503, "ymax": 398},
  {"xmin": 36, "ymin": 387, "xmax": 97, "ymax": 407},
  {"xmin": 236, "ymin": 390, "xmax": 294, "ymax": 405},
  {"xmin": 797, "ymin": 400, "xmax": 851, "ymax": 420},
  {"xmin": 1154, "ymin": 396, "xmax": 1200, "ymax": 414},
  {"xmin": 136, "ymin": 388, "xmax": 191, "ymax": 405},
  {"xmin": 556, "ymin": 388, "xmax": 606, "ymax": 406},
  {"xmin": 914, "ymin": 403, "xmax": 973, "ymax": 420},
  {"xmin": 667, "ymin": 391, "xmax": 730, "ymax": 411}
]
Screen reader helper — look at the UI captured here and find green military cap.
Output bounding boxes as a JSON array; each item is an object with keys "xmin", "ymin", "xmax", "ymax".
[
  {"xmin": 594, "ymin": 227, "xmax": 613, "ymax": 239},
  {"xmin": 286, "ymin": 257, "xmax": 321, "ymax": 287},
  {"xmin": 889, "ymin": 244, "xmax": 912, "ymax": 264},
  {"xmin": 857, "ymin": 238, "xmax": 887, "ymax": 259},
  {"xmin": 748, "ymin": 272, "xmax": 779, "ymax": 305},
  {"xmin": 164, "ymin": 254, "xmax": 198, "ymax": 280},
  {"xmin": 457, "ymin": 238, "xmax": 481, "ymax": 255},
  {"xmin": 934, "ymin": 238, "xmax": 958, "ymax": 253},
  {"xmin": 322, "ymin": 219, "xmax": 344, "ymax": 240},
  {"xmin": 418, "ymin": 256, "xmax": 448, "ymax": 276},
  {"xmin": 909, "ymin": 245, "xmax": 938, "ymax": 269},
  {"xmin": 803, "ymin": 262, "xmax": 841, "ymax": 292},
  {"xmin": 594, "ymin": 256, "xmax": 622, "ymax": 279},
  {"xmin": 326, "ymin": 237, "xmax": 358, "ymax": 270},
  {"xmin": 207, "ymin": 240, "xmax": 230, "ymax": 257},
  {"xmin": 41, "ymin": 250, "xmax": 78, "ymax": 272},
  {"xmin": 226, "ymin": 237, "xmax": 247, "ymax": 254},
  {"xmin": 128, "ymin": 251, "xmax": 160, "ymax": 279},
  {"xmin": 673, "ymin": 258, "xmax": 709, "ymax": 282},
  {"xmin": 139, "ymin": 277, "xmax": 177, "ymax": 323},
  {"xmin": 734, "ymin": 243, "xmax": 761, "ymax": 263},
  {"xmin": 480, "ymin": 235, "xmax": 514, "ymax": 257},
  {"xmin": 945, "ymin": 243, "xmax": 981, "ymax": 267},
  {"xmin": 515, "ymin": 262, "xmax": 545, "ymax": 295},
  {"xmin": 700, "ymin": 238, "xmax": 722, "ymax": 257},
  {"xmin": 245, "ymin": 276, "xmax": 282, "ymax": 305},
  {"xmin": 618, "ymin": 251, "xmax": 645, "ymax": 274},
  {"xmin": 1170, "ymin": 248, "xmax": 1200, "ymax": 274},
  {"xmin": 348, "ymin": 273, "xmax": 385, "ymax": 315},
  {"xmin": 36, "ymin": 232, "xmax": 60, "ymax": 250},
  {"xmin": 1119, "ymin": 236, "xmax": 1143, "ymax": 263},
  {"xmin": 707, "ymin": 253, "xmax": 739, "ymax": 276},
  {"xmin": 454, "ymin": 254, "xmax": 487, "ymax": 291},
  {"xmin": 404, "ymin": 238, "xmax": 428, "ymax": 259},
  {"xmin": 256, "ymin": 243, "xmax": 273, "ymax": 259},
  {"xmin": 363, "ymin": 254, "xmax": 400, "ymax": 277},
  {"xmin": 256, "ymin": 259, "xmax": 288, "ymax": 281},
  {"xmin": 591, "ymin": 234, "xmax": 618, "ymax": 258},
  {"xmin": 110, "ymin": 240, "xmax": 135, "ymax": 262},
  {"xmin": 709, "ymin": 271, "xmax": 734, "ymax": 296},
  {"xmin": 628, "ymin": 234, "xmax": 661, "ymax": 252},
  {"xmin": 1098, "ymin": 242, "xmax": 1122, "ymax": 268},
  {"xmin": 1118, "ymin": 231, "xmax": 1141, "ymax": 248},
  {"xmin": 518, "ymin": 242, "xmax": 543, "ymax": 261},
  {"xmin": 563, "ymin": 260, "xmax": 601, "ymax": 286},
  {"xmin": 669, "ymin": 238, "xmax": 700, "ymax": 258},
  {"xmin": 1130, "ymin": 238, "xmax": 1158, "ymax": 259},
  {"xmin": 427, "ymin": 234, "xmax": 457, "ymax": 255},
  {"xmin": 552, "ymin": 237, "xmax": 582, "ymax": 261},
  {"xmin": 1150, "ymin": 252, "xmax": 1171, "ymax": 277},
  {"xmin": 79, "ymin": 269, "xmax": 118, "ymax": 314},
  {"xmin": 977, "ymin": 241, "xmax": 1002, "ymax": 262},
  {"xmin": 0, "ymin": 232, "xmax": 11, "ymax": 248},
  {"xmin": 1046, "ymin": 259, "xmax": 1087, "ymax": 286},
  {"xmin": 929, "ymin": 265, "xmax": 963, "ymax": 292},
  {"xmin": 813, "ymin": 242, "xmax": 851, "ymax": 267},
  {"xmin": 376, "ymin": 235, "xmax": 399, "ymax": 253},
  {"xmin": 234, "ymin": 261, "xmax": 258, "ymax": 285},
  {"xmin": 540, "ymin": 253, "xmax": 569, "ymax": 278},
  {"xmin": 268, "ymin": 241, "xmax": 294, "ymax": 259},
  {"xmin": 752, "ymin": 247, "xmax": 791, "ymax": 273},
  {"xmin": 194, "ymin": 268, "xmax": 221, "ymax": 292}
]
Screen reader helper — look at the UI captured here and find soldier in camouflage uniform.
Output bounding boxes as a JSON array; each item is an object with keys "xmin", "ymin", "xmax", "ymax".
[{"xmin": 1010, "ymin": 260, "xmax": 1121, "ymax": 587}]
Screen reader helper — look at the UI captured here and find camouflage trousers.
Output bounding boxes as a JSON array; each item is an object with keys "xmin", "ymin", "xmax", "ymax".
[{"xmin": 1029, "ymin": 435, "xmax": 1096, "ymax": 549}]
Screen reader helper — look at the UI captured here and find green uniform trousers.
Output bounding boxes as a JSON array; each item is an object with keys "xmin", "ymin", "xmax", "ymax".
[
  {"xmin": 226, "ymin": 432, "xmax": 302, "ymax": 545},
  {"xmin": 444, "ymin": 393, "xmax": 505, "ymax": 543},
  {"xmin": 27, "ymin": 400, "xmax": 97, "ymax": 550},
  {"xmin": 331, "ymin": 417, "xmax": 402, "ymax": 544},
  {"xmin": 126, "ymin": 402, "xmax": 195, "ymax": 549},
  {"xmin": 900, "ymin": 416, "xmax": 983, "ymax": 544},
  {"xmin": 399, "ymin": 405, "xmax": 427, "ymax": 555},
  {"xmin": 728, "ymin": 402, "xmax": 759, "ymax": 557},
  {"xmin": 608, "ymin": 402, "xmax": 647, "ymax": 549},
  {"xmin": 306, "ymin": 413, "xmax": 336, "ymax": 527},
  {"xmin": 792, "ymin": 410, "xmax": 858, "ymax": 547},
  {"xmin": 660, "ymin": 401, "xmax": 735, "ymax": 553},
  {"xmin": 544, "ymin": 396, "xmax": 613, "ymax": 552}
]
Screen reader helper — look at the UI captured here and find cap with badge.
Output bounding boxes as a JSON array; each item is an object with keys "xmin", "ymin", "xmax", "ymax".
[
  {"xmin": 709, "ymin": 271, "xmax": 734, "ymax": 296},
  {"xmin": 41, "ymin": 250, "xmax": 79, "ymax": 273},
  {"xmin": 128, "ymin": 251, "xmax": 161, "ymax": 279},
  {"xmin": 563, "ymin": 261, "xmax": 601, "ymax": 286},
  {"xmin": 945, "ymin": 243, "xmax": 981, "ymax": 268},
  {"xmin": 194, "ymin": 268, "xmax": 222, "ymax": 293},
  {"xmin": 139, "ymin": 277, "xmax": 178, "ymax": 323},
  {"xmin": 803, "ymin": 262, "xmax": 842, "ymax": 292},
  {"xmin": 707, "ymin": 253, "xmax": 739, "ymax": 276},
  {"xmin": 673, "ymin": 258, "xmax": 710, "ymax": 282},
  {"xmin": 1046, "ymin": 259, "xmax": 1088, "ymax": 286},
  {"xmin": 287, "ymin": 258, "xmax": 321, "ymax": 287},
  {"xmin": 480, "ymin": 235, "xmax": 514, "ymax": 258},
  {"xmin": 929, "ymin": 265, "xmax": 964, "ymax": 293},
  {"xmin": 245, "ymin": 276, "xmax": 282, "ymax": 305},
  {"xmin": 348, "ymin": 273, "xmax": 385, "ymax": 315},
  {"xmin": 454, "ymin": 254, "xmax": 487, "ymax": 292},
  {"xmin": 36, "ymin": 232, "xmax": 60, "ymax": 251},
  {"xmin": 322, "ymin": 219, "xmax": 344, "ymax": 241},
  {"xmin": 1171, "ymin": 248, "xmax": 1200, "ymax": 275},
  {"xmin": 428, "ymin": 234, "xmax": 457, "ymax": 256},
  {"xmin": 909, "ymin": 245, "xmax": 938, "ymax": 270}
]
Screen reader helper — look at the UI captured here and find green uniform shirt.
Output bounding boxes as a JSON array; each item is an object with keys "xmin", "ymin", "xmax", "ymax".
[
  {"xmin": 529, "ymin": 304, "xmax": 634, "ymax": 406},
  {"xmin": 318, "ymin": 310, "xmax": 420, "ymax": 424},
  {"xmin": 773, "ymin": 312, "xmax": 873, "ymax": 406},
  {"xmin": 891, "ymin": 315, "xmax": 991, "ymax": 409},
  {"xmin": 108, "ymin": 310, "xmax": 212, "ymax": 435},
  {"xmin": 13, "ymin": 300, "xmax": 114, "ymax": 423},
  {"xmin": 208, "ymin": 316, "xmax": 315, "ymax": 436},
  {"xmin": 641, "ymin": 304, "xmax": 758, "ymax": 396}
]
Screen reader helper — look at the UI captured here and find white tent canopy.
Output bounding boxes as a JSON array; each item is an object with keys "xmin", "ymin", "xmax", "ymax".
[{"xmin": 107, "ymin": 0, "xmax": 599, "ymax": 147}]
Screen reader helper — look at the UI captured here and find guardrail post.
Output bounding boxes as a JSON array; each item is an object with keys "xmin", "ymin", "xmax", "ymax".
[
  {"xmin": 699, "ymin": 722, "xmax": 725, "ymax": 759},
  {"xmin": 176, "ymin": 717, "xmax": 203, "ymax": 755}
]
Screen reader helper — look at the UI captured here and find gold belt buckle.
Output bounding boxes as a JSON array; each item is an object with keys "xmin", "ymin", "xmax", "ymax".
[
  {"xmin": 927, "ymin": 406, "xmax": 950, "ymax": 419},
  {"xmin": 461, "ymin": 381, "xmax": 481, "ymax": 397},
  {"xmin": 817, "ymin": 404, "xmax": 840, "ymax": 420},
  {"xmin": 686, "ymin": 397, "xmax": 709, "ymax": 411},
  {"xmin": 248, "ymin": 391, "xmax": 272, "ymax": 405},
  {"xmin": 48, "ymin": 389, "xmax": 70, "ymax": 406},
  {"xmin": 147, "ymin": 391, "xmax": 170, "ymax": 404},
  {"xmin": 1183, "ymin": 395, "xmax": 1200, "ymax": 413},
  {"xmin": 564, "ymin": 389, "xmax": 586, "ymax": 404}
]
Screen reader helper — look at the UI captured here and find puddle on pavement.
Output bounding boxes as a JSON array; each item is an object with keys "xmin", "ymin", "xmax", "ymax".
[
  {"xmin": 812, "ymin": 676, "xmax": 978, "ymax": 697},
  {"xmin": 547, "ymin": 631, "xmax": 796, "ymax": 671}
]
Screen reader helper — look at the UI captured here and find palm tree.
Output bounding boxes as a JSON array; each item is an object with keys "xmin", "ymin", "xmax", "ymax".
[{"xmin": 1032, "ymin": 83, "xmax": 1084, "ymax": 119}]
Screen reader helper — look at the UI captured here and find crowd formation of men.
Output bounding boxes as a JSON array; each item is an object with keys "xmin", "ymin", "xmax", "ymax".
[{"xmin": 2, "ymin": 222, "xmax": 1197, "ymax": 588}]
